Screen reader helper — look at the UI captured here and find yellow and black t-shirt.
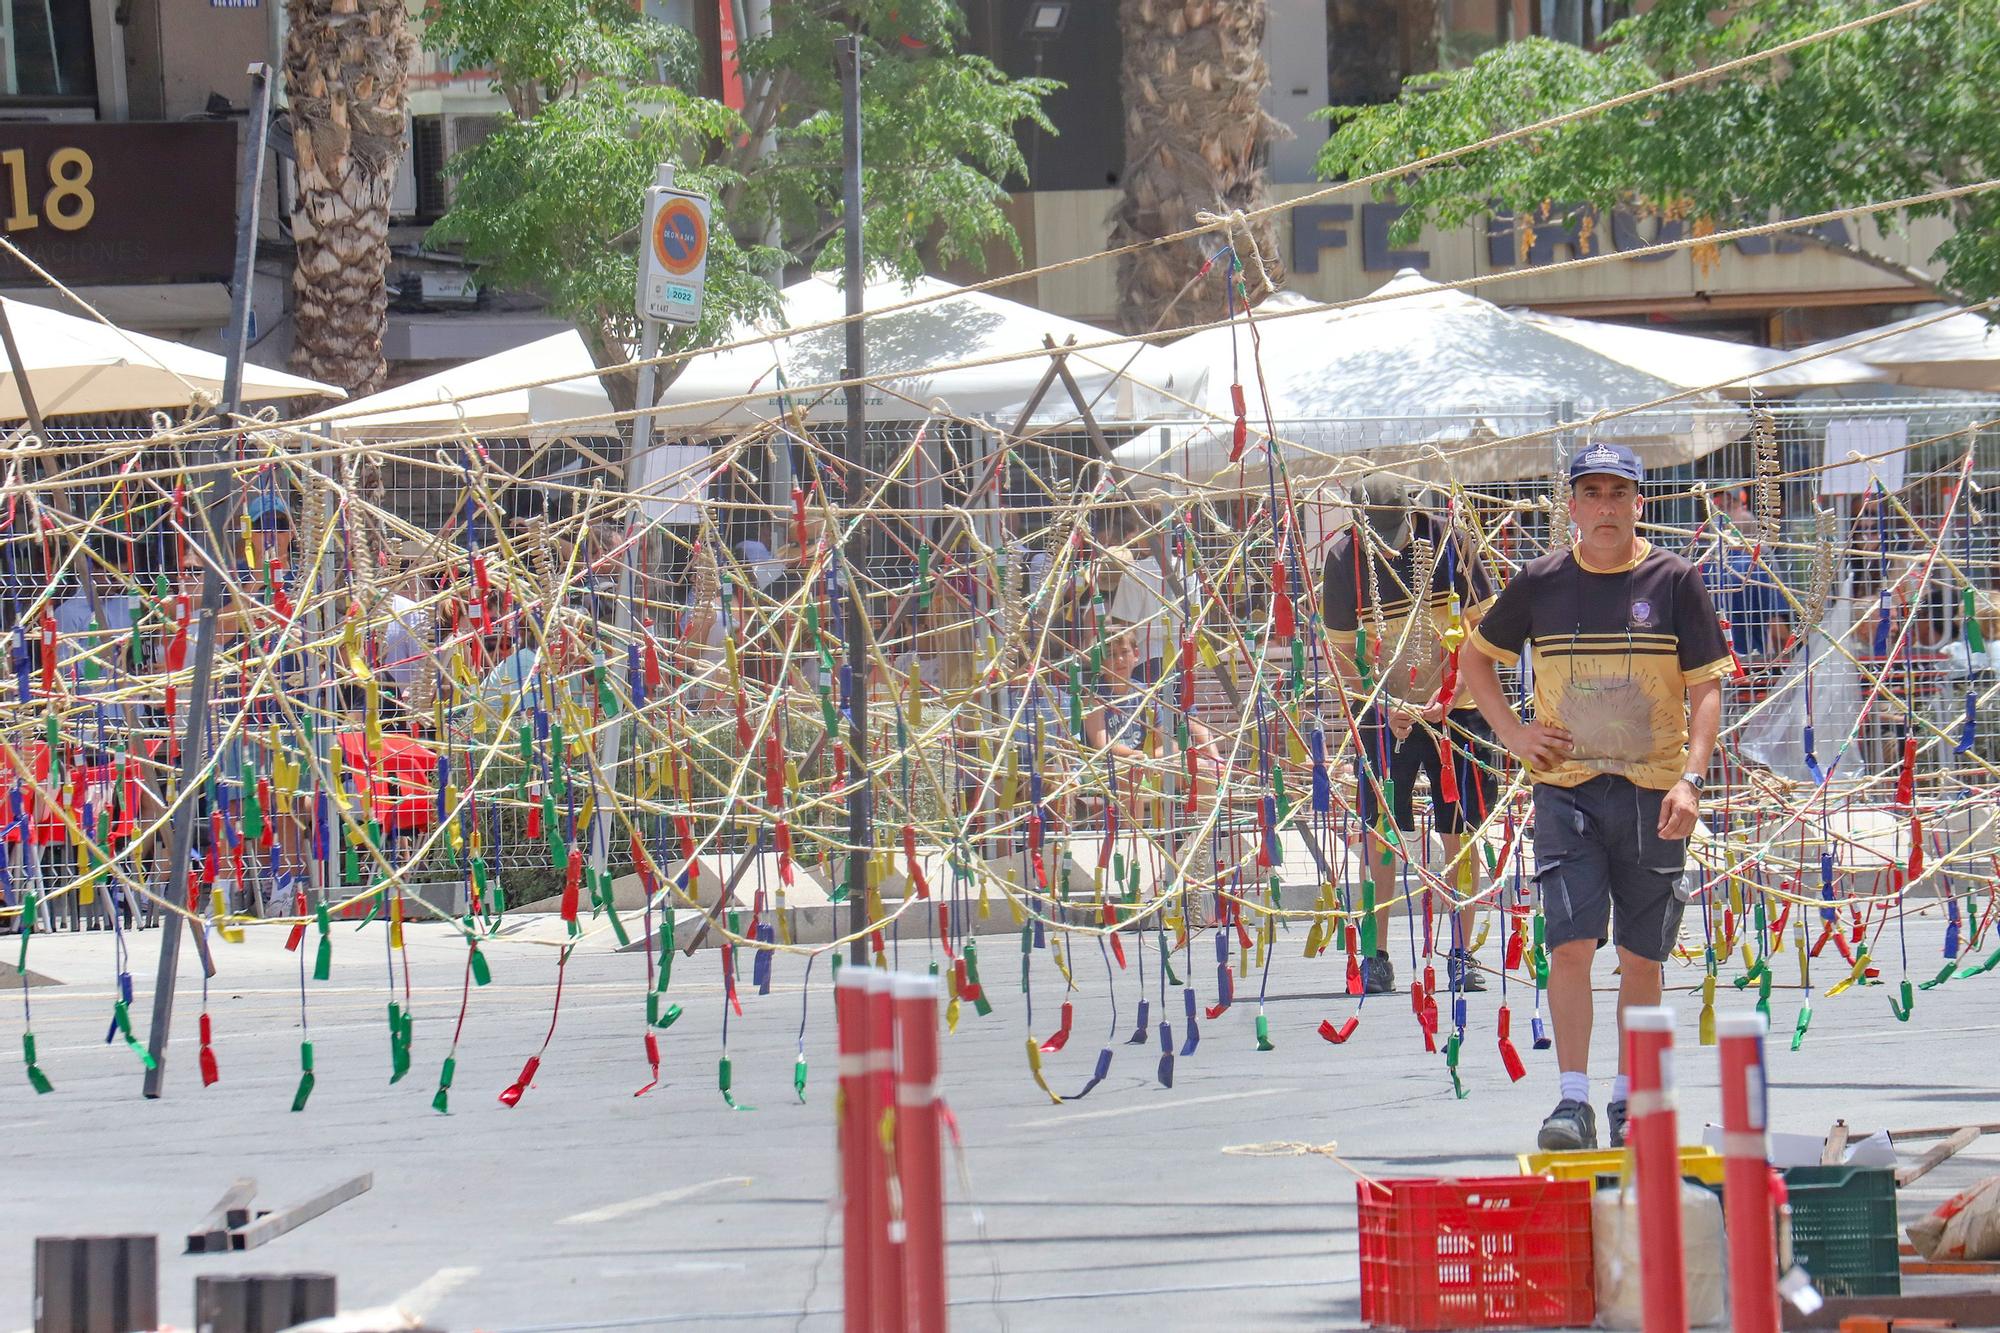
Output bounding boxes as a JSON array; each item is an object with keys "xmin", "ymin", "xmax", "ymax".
[
  {"xmin": 1321, "ymin": 512, "xmax": 1495, "ymax": 709},
  {"xmin": 1466, "ymin": 539, "xmax": 1732, "ymax": 790}
]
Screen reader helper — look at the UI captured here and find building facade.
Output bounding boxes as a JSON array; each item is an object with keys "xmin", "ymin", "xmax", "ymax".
[
  {"xmin": 0, "ymin": 0, "xmax": 276, "ymax": 344},
  {"xmin": 0, "ymin": 0, "xmax": 1956, "ymax": 374},
  {"xmin": 959, "ymin": 0, "xmax": 1948, "ymax": 348}
]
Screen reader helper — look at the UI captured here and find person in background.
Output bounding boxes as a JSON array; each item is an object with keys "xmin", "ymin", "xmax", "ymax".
[
  {"xmin": 382, "ymin": 539, "xmax": 439, "ymax": 720},
  {"xmin": 1083, "ymin": 629, "xmax": 1221, "ymax": 822},
  {"xmin": 1706, "ymin": 488, "xmax": 1786, "ymax": 660},
  {"xmin": 1461, "ymin": 442, "xmax": 1730, "ymax": 1152},
  {"xmin": 53, "ymin": 538, "xmax": 138, "ymax": 690},
  {"xmin": 1105, "ymin": 503, "xmax": 1182, "ymax": 686},
  {"xmin": 1322, "ymin": 475, "xmax": 1499, "ymax": 995}
]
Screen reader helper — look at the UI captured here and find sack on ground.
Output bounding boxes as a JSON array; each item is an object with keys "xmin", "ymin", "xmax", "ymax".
[{"xmin": 1907, "ymin": 1173, "xmax": 2000, "ymax": 1261}]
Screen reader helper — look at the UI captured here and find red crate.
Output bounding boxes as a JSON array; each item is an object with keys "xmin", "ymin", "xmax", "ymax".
[{"xmin": 1357, "ymin": 1176, "xmax": 1595, "ymax": 1330}]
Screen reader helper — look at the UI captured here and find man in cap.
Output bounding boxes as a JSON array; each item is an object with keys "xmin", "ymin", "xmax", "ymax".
[
  {"xmin": 1461, "ymin": 442, "xmax": 1730, "ymax": 1150},
  {"xmin": 1322, "ymin": 474, "xmax": 1499, "ymax": 995}
]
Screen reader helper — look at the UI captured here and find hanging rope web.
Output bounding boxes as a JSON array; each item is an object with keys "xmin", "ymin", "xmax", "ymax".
[
  {"xmin": 5, "ymin": 4, "xmax": 2000, "ymax": 1103},
  {"xmin": 2, "ymin": 277, "xmax": 1995, "ymax": 1115}
]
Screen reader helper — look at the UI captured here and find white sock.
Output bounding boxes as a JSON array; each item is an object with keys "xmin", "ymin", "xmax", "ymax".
[
  {"xmin": 1559, "ymin": 1070, "xmax": 1589, "ymax": 1104},
  {"xmin": 1610, "ymin": 1075, "xmax": 1630, "ymax": 1105}
]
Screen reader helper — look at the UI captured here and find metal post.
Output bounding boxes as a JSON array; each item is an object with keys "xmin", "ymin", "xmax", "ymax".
[
  {"xmin": 1719, "ymin": 1011, "xmax": 1781, "ymax": 1333},
  {"xmin": 833, "ymin": 969, "xmax": 873, "ymax": 1330},
  {"xmin": 143, "ymin": 62, "xmax": 272, "ymax": 1095},
  {"xmin": 592, "ymin": 198, "xmax": 666, "ymax": 885},
  {"xmin": 1626, "ymin": 1005, "xmax": 1689, "ymax": 1333},
  {"xmin": 863, "ymin": 969, "xmax": 904, "ymax": 1330},
  {"xmin": 744, "ymin": 0, "xmax": 794, "ymax": 542},
  {"xmin": 837, "ymin": 34, "xmax": 869, "ymax": 966},
  {"xmin": 893, "ymin": 972, "xmax": 947, "ymax": 1331}
]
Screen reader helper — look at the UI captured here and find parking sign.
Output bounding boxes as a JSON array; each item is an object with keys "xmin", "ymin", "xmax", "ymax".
[{"xmin": 636, "ymin": 181, "xmax": 711, "ymax": 326}]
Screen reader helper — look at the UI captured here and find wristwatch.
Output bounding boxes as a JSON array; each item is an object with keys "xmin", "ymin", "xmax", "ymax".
[{"xmin": 1679, "ymin": 771, "xmax": 1706, "ymax": 794}]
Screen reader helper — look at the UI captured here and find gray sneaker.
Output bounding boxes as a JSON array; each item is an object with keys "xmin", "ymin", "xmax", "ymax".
[
  {"xmin": 1361, "ymin": 952, "xmax": 1396, "ymax": 995},
  {"xmin": 1447, "ymin": 949, "xmax": 1488, "ymax": 992},
  {"xmin": 1607, "ymin": 1098, "xmax": 1628, "ymax": 1149},
  {"xmin": 1537, "ymin": 1098, "xmax": 1599, "ymax": 1151}
]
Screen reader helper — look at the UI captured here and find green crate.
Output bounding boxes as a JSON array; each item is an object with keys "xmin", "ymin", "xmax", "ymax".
[{"xmin": 1781, "ymin": 1165, "xmax": 1901, "ymax": 1298}]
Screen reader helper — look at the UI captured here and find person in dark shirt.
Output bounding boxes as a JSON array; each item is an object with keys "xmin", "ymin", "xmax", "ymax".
[
  {"xmin": 1322, "ymin": 477, "xmax": 1500, "ymax": 995},
  {"xmin": 1462, "ymin": 442, "xmax": 1730, "ymax": 1152}
]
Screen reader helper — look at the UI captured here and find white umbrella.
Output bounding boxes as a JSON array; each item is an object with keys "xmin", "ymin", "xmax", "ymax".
[
  {"xmin": 315, "ymin": 330, "xmax": 615, "ymax": 438},
  {"xmin": 0, "ymin": 296, "xmax": 340, "ymax": 419},
  {"xmin": 647, "ymin": 273, "xmax": 1173, "ymax": 432},
  {"xmin": 1116, "ymin": 270, "xmax": 1742, "ymax": 487},
  {"xmin": 1793, "ymin": 307, "xmax": 2000, "ymax": 392},
  {"xmin": 1514, "ymin": 309, "xmax": 1885, "ymax": 396}
]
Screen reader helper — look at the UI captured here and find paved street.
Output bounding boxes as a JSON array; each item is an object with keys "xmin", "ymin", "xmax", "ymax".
[{"xmin": 3, "ymin": 912, "xmax": 1994, "ymax": 1330}]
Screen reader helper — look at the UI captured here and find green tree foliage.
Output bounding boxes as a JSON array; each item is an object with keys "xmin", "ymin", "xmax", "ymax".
[
  {"xmin": 423, "ymin": 0, "xmax": 1055, "ymax": 404},
  {"xmin": 1316, "ymin": 0, "xmax": 2000, "ymax": 306}
]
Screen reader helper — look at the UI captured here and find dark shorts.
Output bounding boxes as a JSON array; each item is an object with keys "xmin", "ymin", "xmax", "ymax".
[
  {"xmin": 1532, "ymin": 775, "xmax": 1688, "ymax": 963},
  {"xmin": 1354, "ymin": 710, "xmax": 1502, "ymax": 835}
]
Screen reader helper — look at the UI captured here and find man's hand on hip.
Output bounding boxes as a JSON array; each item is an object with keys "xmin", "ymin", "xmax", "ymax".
[
  {"xmin": 1657, "ymin": 781, "xmax": 1700, "ymax": 840},
  {"xmin": 1501, "ymin": 718, "xmax": 1572, "ymax": 770}
]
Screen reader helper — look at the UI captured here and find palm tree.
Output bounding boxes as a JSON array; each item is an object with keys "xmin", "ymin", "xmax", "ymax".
[
  {"xmin": 283, "ymin": 0, "xmax": 417, "ymax": 394},
  {"xmin": 1109, "ymin": 0, "xmax": 1287, "ymax": 335}
]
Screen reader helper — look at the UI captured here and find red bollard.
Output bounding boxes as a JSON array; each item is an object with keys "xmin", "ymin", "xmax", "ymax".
[
  {"xmin": 1625, "ymin": 1006, "xmax": 1688, "ymax": 1333},
  {"xmin": 864, "ymin": 970, "xmax": 906, "ymax": 1333},
  {"xmin": 1719, "ymin": 1011, "xmax": 1781, "ymax": 1333},
  {"xmin": 893, "ymin": 974, "xmax": 948, "ymax": 1333},
  {"xmin": 834, "ymin": 969, "xmax": 874, "ymax": 1332}
]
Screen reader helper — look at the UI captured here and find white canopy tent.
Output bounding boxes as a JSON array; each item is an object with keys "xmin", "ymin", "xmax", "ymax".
[
  {"xmin": 0, "ymin": 296, "xmax": 340, "ymax": 419},
  {"xmin": 1113, "ymin": 270, "xmax": 1744, "ymax": 490},
  {"xmin": 1792, "ymin": 307, "xmax": 2000, "ymax": 392},
  {"xmin": 644, "ymin": 272, "xmax": 1175, "ymax": 434},
  {"xmin": 314, "ymin": 330, "xmax": 615, "ymax": 438},
  {"xmin": 1513, "ymin": 309, "xmax": 1885, "ymax": 397}
]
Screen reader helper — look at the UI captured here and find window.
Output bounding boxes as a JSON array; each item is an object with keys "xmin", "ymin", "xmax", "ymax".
[
  {"xmin": 1, "ymin": 0, "xmax": 97, "ymax": 105},
  {"xmin": 1533, "ymin": 0, "xmax": 1630, "ymax": 48},
  {"xmin": 411, "ymin": 116, "xmax": 449, "ymax": 221},
  {"xmin": 1327, "ymin": 1, "xmax": 1515, "ymax": 110}
]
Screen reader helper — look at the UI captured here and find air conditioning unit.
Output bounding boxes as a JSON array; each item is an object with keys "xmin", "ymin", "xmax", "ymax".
[
  {"xmin": 393, "ymin": 113, "xmax": 501, "ymax": 222},
  {"xmin": 390, "ymin": 120, "xmax": 419, "ymax": 217}
]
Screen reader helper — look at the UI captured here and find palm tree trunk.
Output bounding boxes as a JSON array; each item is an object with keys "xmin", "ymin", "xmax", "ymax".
[
  {"xmin": 1110, "ymin": 0, "xmax": 1287, "ymax": 335},
  {"xmin": 284, "ymin": 0, "xmax": 416, "ymax": 395}
]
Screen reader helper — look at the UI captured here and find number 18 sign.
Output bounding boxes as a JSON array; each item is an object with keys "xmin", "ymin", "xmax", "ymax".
[{"xmin": 636, "ymin": 181, "xmax": 711, "ymax": 327}]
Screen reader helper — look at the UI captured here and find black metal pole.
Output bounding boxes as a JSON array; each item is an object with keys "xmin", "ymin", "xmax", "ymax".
[
  {"xmin": 837, "ymin": 35, "xmax": 868, "ymax": 966},
  {"xmin": 143, "ymin": 62, "xmax": 272, "ymax": 1095}
]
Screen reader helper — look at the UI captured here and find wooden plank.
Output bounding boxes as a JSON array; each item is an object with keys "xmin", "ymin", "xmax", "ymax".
[
  {"xmin": 1782, "ymin": 1290, "xmax": 2000, "ymax": 1330},
  {"xmin": 228, "ymin": 1174, "xmax": 371, "ymax": 1251},
  {"xmin": 186, "ymin": 1176, "xmax": 257, "ymax": 1254},
  {"xmin": 1822, "ymin": 1119, "xmax": 1850, "ymax": 1166},
  {"xmin": 1860, "ymin": 1120, "xmax": 2000, "ymax": 1142},
  {"xmin": 1897, "ymin": 1126, "xmax": 1982, "ymax": 1187},
  {"xmin": 682, "ymin": 826, "xmax": 770, "ymax": 956},
  {"xmin": 1904, "ymin": 1257, "xmax": 2000, "ymax": 1276}
]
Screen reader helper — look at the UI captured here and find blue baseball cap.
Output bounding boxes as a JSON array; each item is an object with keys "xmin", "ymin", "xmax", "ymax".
[
  {"xmin": 1568, "ymin": 441, "xmax": 1644, "ymax": 484},
  {"xmin": 246, "ymin": 491, "xmax": 291, "ymax": 525}
]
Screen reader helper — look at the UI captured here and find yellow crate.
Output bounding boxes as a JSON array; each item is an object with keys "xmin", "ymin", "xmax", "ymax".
[{"xmin": 1517, "ymin": 1145, "xmax": 1726, "ymax": 1186}]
